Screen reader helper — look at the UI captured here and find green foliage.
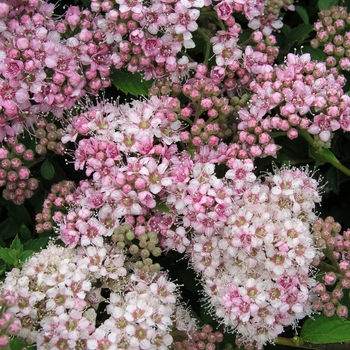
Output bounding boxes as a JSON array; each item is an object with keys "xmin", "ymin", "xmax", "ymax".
[
  {"xmin": 40, "ymin": 159, "xmax": 55, "ymax": 180},
  {"xmin": 111, "ymin": 68, "xmax": 153, "ymax": 97},
  {"xmin": 301, "ymin": 314, "xmax": 350, "ymax": 343},
  {"xmin": 0, "ymin": 235, "xmax": 48, "ymax": 280},
  {"xmin": 295, "ymin": 5, "xmax": 309, "ymax": 24},
  {"xmin": 0, "ymin": 236, "xmax": 33, "ymax": 269},
  {"xmin": 10, "ymin": 337, "xmax": 36, "ymax": 350},
  {"xmin": 318, "ymin": 0, "xmax": 339, "ymax": 11}
]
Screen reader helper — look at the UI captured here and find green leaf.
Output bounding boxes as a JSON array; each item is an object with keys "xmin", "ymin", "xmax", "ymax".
[
  {"xmin": 19, "ymin": 224, "xmax": 32, "ymax": 241},
  {"xmin": 310, "ymin": 147, "xmax": 340, "ymax": 164},
  {"xmin": 10, "ymin": 337, "xmax": 36, "ymax": 350},
  {"xmin": 0, "ymin": 248, "xmax": 16, "ymax": 265},
  {"xmin": 302, "ymin": 45, "xmax": 327, "ymax": 62},
  {"xmin": 7, "ymin": 202, "xmax": 31, "ymax": 225},
  {"xmin": 111, "ymin": 69, "xmax": 153, "ymax": 96},
  {"xmin": 19, "ymin": 250, "xmax": 34, "ymax": 263},
  {"xmin": 286, "ymin": 24, "xmax": 314, "ymax": 49},
  {"xmin": 325, "ymin": 166, "xmax": 339, "ymax": 194},
  {"xmin": 301, "ymin": 314, "xmax": 350, "ymax": 343},
  {"xmin": 295, "ymin": 6, "xmax": 309, "ymax": 24},
  {"xmin": 10, "ymin": 236, "xmax": 23, "ymax": 252},
  {"xmin": 41, "ymin": 159, "xmax": 55, "ymax": 180},
  {"xmin": 8, "ymin": 249, "xmax": 20, "ymax": 267},
  {"xmin": 154, "ymin": 203, "xmax": 171, "ymax": 213},
  {"xmin": 318, "ymin": 0, "xmax": 339, "ymax": 11},
  {"xmin": 23, "ymin": 237, "xmax": 49, "ymax": 252},
  {"xmin": 0, "ymin": 218, "xmax": 21, "ymax": 240}
]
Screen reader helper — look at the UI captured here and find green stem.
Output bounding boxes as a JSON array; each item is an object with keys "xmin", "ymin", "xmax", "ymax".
[
  {"xmin": 316, "ymin": 260, "xmax": 341, "ymax": 274},
  {"xmin": 196, "ymin": 28, "xmax": 212, "ymax": 66},
  {"xmin": 323, "ymin": 246, "xmax": 340, "ymax": 272},
  {"xmin": 326, "ymin": 156, "xmax": 350, "ymax": 177},
  {"xmin": 297, "ymin": 127, "xmax": 350, "ymax": 177}
]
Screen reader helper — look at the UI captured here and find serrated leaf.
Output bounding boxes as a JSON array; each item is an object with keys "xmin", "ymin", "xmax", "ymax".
[
  {"xmin": 19, "ymin": 250, "xmax": 34, "ymax": 263},
  {"xmin": 23, "ymin": 237, "xmax": 49, "ymax": 252},
  {"xmin": 154, "ymin": 203, "xmax": 171, "ymax": 213},
  {"xmin": 302, "ymin": 45, "xmax": 327, "ymax": 62},
  {"xmin": 10, "ymin": 236, "xmax": 22, "ymax": 252},
  {"xmin": 10, "ymin": 337, "xmax": 36, "ymax": 350},
  {"xmin": 0, "ymin": 218, "xmax": 21, "ymax": 240},
  {"xmin": 8, "ymin": 249, "xmax": 20, "ymax": 267},
  {"xmin": 281, "ymin": 23, "xmax": 291, "ymax": 37},
  {"xmin": 295, "ymin": 6, "xmax": 309, "ymax": 24},
  {"xmin": 0, "ymin": 248, "xmax": 16, "ymax": 265},
  {"xmin": 19, "ymin": 224, "xmax": 32, "ymax": 241},
  {"xmin": 111, "ymin": 69, "xmax": 153, "ymax": 96},
  {"xmin": 7, "ymin": 202, "xmax": 31, "ymax": 225},
  {"xmin": 318, "ymin": 0, "xmax": 338, "ymax": 11},
  {"xmin": 301, "ymin": 314, "xmax": 350, "ymax": 343},
  {"xmin": 41, "ymin": 159, "xmax": 55, "ymax": 180},
  {"xmin": 286, "ymin": 24, "xmax": 314, "ymax": 49}
]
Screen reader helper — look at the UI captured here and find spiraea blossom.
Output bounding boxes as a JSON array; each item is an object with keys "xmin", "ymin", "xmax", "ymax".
[
  {"xmin": 3, "ymin": 0, "xmax": 349, "ymax": 349},
  {"xmin": 189, "ymin": 165, "xmax": 321, "ymax": 348},
  {"xmin": 3, "ymin": 243, "xmax": 197, "ymax": 349}
]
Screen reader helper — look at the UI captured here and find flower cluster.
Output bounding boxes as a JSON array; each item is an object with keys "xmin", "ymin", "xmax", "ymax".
[
  {"xmin": 173, "ymin": 324, "xmax": 223, "ymax": 350},
  {"xmin": 0, "ymin": 138, "xmax": 38, "ymax": 205},
  {"xmin": 0, "ymin": 0, "xmax": 112, "ymax": 142},
  {"xmin": 311, "ymin": 6, "xmax": 350, "ymax": 72},
  {"xmin": 312, "ymin": 217, "xmax": 350, "ymax": 318},
  {"xmin": 0, "ymin": 290, "xmax": 20, "ymax": 348},
  {"xmin": 175, "ymin": 164, "xmax": 321, "ymax": 348},
  {"xmin": 3, "ymin": 0, "xmax": 350, "ymax": 349},
  {"xmin": 45, "ymin": 86, "xmax": 322, "ymax": 348},
  {"xmin": 3, "ymin": 243, "xmax": 196, "ymax": 349},
  {"xmin": 35, "ymin": 180, "xmax": 76, "ymax": 233},
  {"xmin": 0, "ymin": 116, "xmax": 67, "ymax": 204},
  {"xmin": 236, "ymin": 52, "xmax": 350, "ymax": 156}
]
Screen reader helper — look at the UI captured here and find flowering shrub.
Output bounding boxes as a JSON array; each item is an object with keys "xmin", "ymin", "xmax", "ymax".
[{"xmin": 1, "ymin": 0, "xmax": 350, "ymax": 349}]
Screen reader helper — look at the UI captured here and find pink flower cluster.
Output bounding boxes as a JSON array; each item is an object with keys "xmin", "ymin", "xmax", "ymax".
[
  {"xmin": 311, "ymin": 6, "xmax": 350, "ymax": 71},
  {"xmin": 48, "ymin": 91, "xmax": 323, "ymax": 348},
  {"xmin": 188, "ymin": 165, "xmax": 320, "ymax": 348},
  {"xmin": 87, "ymin": 0, "xmax": 292, "ymax": 82},
  {"xmin": 0, "ymin": 137, "xmax": 38, "ymax": 205},
  {"xmin": 3, "ymin": 243, "xmax": 196, "ymax": 349},
  {"xmin": 0, "ymin": 0, "xmax": 112, "ymax": 141},
  {"xmin": 0, "ymin": 290, "xmax": 20, "ymax": 347},
  {"xmin": 312, "ymin": 217, "xmax": 350, "ymax": 318},
  {"xmin": 237, "ymin": 52, "xmax": 350, "ymax": 157}
]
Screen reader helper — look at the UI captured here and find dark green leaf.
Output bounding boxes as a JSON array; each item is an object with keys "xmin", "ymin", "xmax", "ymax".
[
  {"xmin": 302, "ymin": 46, "xmax": 327, "ymax": 62},
  {"xmin": 295, "ymin": 6, "xmax": 309, "ymax": 24},
  {"xmin": 286, "ymin": 24, "xmax": 314, "ymax": 49},
  {"xmin": 154, "ymin": 203, "xmax": 171, "ymax": 213},
  {"xmin": 111, "ymin": 69, "xmax": 153, "ymax": 97},
  {"xmin": 179, "ymin": 268, "xmax": 198, "ymax": 293},
  {"xmin": 310, "ymin": 147, "xmax": 340, "ymax": 164},
  {"xmin": 0, "ymin": 218, "xmax": 21, "ymax": 240},
  {"xmin": 8, "ymin": 249, "xmax": 20, "ymax": 267},
  {"xmin": 10, "ymin": 236, "xmax": 22, "ymax": 252},
  {"xmin": 318, "ymin": 0, "xmax": 339, "ymax": 11},
  {"xmin": 19, "ymin": 250, "xmax": 34, "ymax": 263},
  {"xmin": 41, "ymin": 159, "xmax": 55, "ymax": 180},
  {"xmin": 325, "ymin": 166, "xmax": 339, "ymax": 194},
  {"xmin": 7, "ymin": 202, "xmax": 31, "ymax": 225},
  {"xmin": 19, "ymin": 224, "xmax": 32, "ymax": 241},
  {"xmin": 0, "ymin": 248, "xmax": 16, "ymax": 265},
  {"xmin": 10, "ymin": 337, "xmax": 36, "ymax": 350},
  {"xmin": 301, "ymin": 314, "xmax": 350, "ymax": 343},
  {"xmin": 23, "ymin": 237, "xmax": 49, "ymax": 252},
  {"xmin": 281, "ymin": 23, "xmax": 291, "ymax": 37}
]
